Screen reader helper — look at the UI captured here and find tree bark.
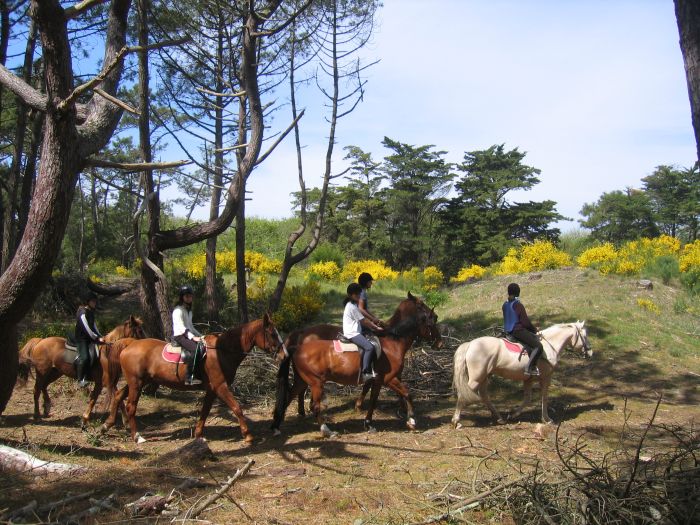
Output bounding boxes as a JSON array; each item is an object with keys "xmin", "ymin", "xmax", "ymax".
[
  {"xmin": 675, "ymin": 0, "xmax": 700, "ymax": 163},
  {"xmin": 0, "ymin": 0, "xmax": 130, "ymax": 415}
]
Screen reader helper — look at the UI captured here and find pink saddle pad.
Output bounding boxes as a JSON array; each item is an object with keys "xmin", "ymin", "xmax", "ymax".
[
  {"xmin": 502, "ymin": 339, "xmax": 526, "ymax": 353},
  {"xmin": 162, "ymin": 344, "xmax": 185, "ymax": 363},
  {"xmin": 333, "ymin": 340, "xmax": 359, "ymax": 353}
]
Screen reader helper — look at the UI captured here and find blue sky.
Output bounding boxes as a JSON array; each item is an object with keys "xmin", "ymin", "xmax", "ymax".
[{"xmin": 236, "ymin": 0, "xmax": 697, "ymax": 231}]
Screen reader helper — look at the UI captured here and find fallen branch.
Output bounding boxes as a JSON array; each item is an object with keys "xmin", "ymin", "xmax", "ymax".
[
  {"xmin": 2, "ymin": 490, "xmax": 97, "ymax": 522},
  {"xmin": 0, "ymin": 445, "xmax": 87, "ymax": 476},
  {"xmin": 186, "ymin": 458, "xmax": 254, "ymax": 519},
  {"xmin": 87, "ymin": 278, "xmax": 130, "ymax": 296},
  {"xmin": 64, "ymin": 493, "xmax": 117, "ymax": 525}
]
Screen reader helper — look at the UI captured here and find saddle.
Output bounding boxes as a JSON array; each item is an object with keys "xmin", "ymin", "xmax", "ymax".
[
  {"xmin": 162, "ymin": 342, "xmax": 186, "ymax": 363},
  {"xmin": 333, "ymin": 334, "xmax": 382, "ymax": 361}
]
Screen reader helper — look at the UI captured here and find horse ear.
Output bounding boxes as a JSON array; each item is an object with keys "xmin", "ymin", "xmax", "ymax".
[
  {"xmin": 263, "ymin": 312, "xmax": 271, "ymax": 324},
  {"xmin": 407, "ymin": 291, "xmax": 415, "ymax": 301},
  {"xmin": 129, "ymin": 314, "xmax": 135, "ymax": 323}
]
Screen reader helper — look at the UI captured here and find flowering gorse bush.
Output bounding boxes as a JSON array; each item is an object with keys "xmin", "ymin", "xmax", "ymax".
[
  {"xmin": 451, "ymin": 264, "xmax": 487, "ymax": 283},
  {"xmin": 114, "ymin": 265, "xmax": 132, "ymax": 277},
  {"xmin": 307, "ymin": 261, "xmax": 341, "ymax": 281},
  {"xmin": 340, "ymin": 259, "xmax": 399, "ymax": 283},
  {"xmin": 637, "ymin": 297, "xmax": 660, "ymax": 314},
  {"xmin": 175, "ymin": 250, "xmax": 282, "ymax": 279},
  {"xmin": 495, "ymin": 241, "xmax": 572, "ymax": 275},
  {"xmin": 578, "ymin": 236, "xmax": 687, "ymax": 276},
  {"xmin": 422, "ymin": 266, "xmax": 444, "ymax": 291},
  {"xmin": 679, "ymin": 240, "xmax": 700, "ymax": 272},
  {"xmin": 576, "ymin": 243, "xmax": 618, "ymax": 272},
  {"xmin": 248, "ymin": 276, "xmax": 324, "ymax": 332}
]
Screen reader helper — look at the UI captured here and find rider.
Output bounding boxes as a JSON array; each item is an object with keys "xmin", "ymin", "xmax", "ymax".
[
  {"xmin": 75, "ymin": 292, "xmax": 105, "ymax": 388},
  {"xmin": 502, "ymin": 282, "xmax": 543, "ymax": 377},
  {"xmin": 357, "ymin": 272, "xmax": 385, "ymax": 333},
  {"xmin": 343, "ymin": 283, "xmax": 383, "ymax": 383},
  {"xmin": 172, "ymin": 285, "xmax": 203, "ymax": 386}
]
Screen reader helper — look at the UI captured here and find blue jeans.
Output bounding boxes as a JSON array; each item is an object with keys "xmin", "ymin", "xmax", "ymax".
[{"xmin": 351, "ymin": 335, "xmax": 375, "ymax": 374}]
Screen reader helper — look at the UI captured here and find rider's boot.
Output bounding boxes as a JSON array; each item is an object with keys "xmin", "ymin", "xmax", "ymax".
[
  {"xmin": 360, "ymin": 349, "xmax": 376, "ymax": 383},
  {"xmin": 76, "ymin": 361, "xmax": 88, "ymax": 387},
  {"xmin": 525, "ymin": 346, "xmax": 542, "ymax": 376},
  {"xmin": 185, "ymin": 354, "xmax": 202, "ymax": 386}
]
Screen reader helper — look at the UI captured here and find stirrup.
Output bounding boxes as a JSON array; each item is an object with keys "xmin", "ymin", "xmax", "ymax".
[
  {"xmin": 524, "ymin": 367, "xmax": 540, "ymax": 377},
  {"xmin": 185, "ymin": 377, "xmax": 202, "ymax": 386}
]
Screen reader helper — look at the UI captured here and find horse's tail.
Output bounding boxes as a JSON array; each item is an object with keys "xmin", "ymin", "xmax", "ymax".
[
  {"xmin": 452, "ymin": 341, "xmax": 480, "ymax": 406},
  {"xmin": 103, "ymin": 338, "xmax": 132, "ymax": 409},
  {"xmin": 272, "ymin": 333, "xmax": 299, "ymax": 432},
  {"xmin": 17, "ymin": 338, "xmax": 41, "ymax": 387}
]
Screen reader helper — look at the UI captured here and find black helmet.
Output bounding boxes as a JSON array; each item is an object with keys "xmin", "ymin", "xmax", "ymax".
[
  {"xmin": 507, "ymin": 283, "xmax": 520, "ymax": 297},
  {"xmin": 347, "ymin": 282, "xmax": 363, "ymax": 296},
  {"xmin": 178, "ymin": 285, "xmax": 194, "ymax": 298},
  {"xmin": 358, "ymin": 272, "xmax": 374, "ymax": 287},
  {"xmin": 83, "ymin": 291, "xmax": 98, "ymax": 304}
]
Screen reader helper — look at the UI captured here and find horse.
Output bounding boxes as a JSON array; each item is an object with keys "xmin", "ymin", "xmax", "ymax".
[
  {"xmin": 281, "ymin": 324, "xmax": 408, "ymax": 417},
  {"xmin": 16, "ymin": 315, "xmax": 146, "ymax": 427},
  {"xmin": 272, "ymin": 292, "xmax": 442, "ymax": 437},
  {"xmin": 100, "ymin": 313, "xmax": 285, "ymax": 444},
  {"xmin": 451, "ymin": 321, "xmax": 592, "ymax": 427}
]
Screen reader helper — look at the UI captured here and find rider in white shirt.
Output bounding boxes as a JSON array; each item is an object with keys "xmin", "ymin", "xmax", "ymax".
[
  {"xmin": 343, "ymin": 283, "xmax": 382, "ymax": 383},
  {"xmin": 172, "ymin": 285, "xmax": 203, "ymax": 385}
]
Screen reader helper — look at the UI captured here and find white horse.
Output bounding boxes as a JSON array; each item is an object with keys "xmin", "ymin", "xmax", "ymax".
[{"xmin": 451, "ymin": 321, "xmax": 592, "ymax": 427}]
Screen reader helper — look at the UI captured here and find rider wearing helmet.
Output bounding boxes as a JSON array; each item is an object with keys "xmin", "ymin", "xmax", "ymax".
[
  {"xmin": 343, "ymin": 282, "xmax": 383, "ymax": 383},
  {"xmin": 172, "ymin": 285, "xmax": 203, "ymax": 385},
  {"xmin": 502, "ymin": 282, "xmax": 543, "ymax": 376},
  {"xmin": 75, "ymin": 292, "xmax": 105, "ymax": 387}
]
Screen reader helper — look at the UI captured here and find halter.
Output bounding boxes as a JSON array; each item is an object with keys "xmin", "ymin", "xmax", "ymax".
[{"xmin": 572, "ymin": 324, "xmax": 591, "ymax": 354}]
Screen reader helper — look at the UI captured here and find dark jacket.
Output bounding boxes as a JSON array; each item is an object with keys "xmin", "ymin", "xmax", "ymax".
[{"xmin": 75, "ymin": 306, "xmax": 102, "ymax": 342}]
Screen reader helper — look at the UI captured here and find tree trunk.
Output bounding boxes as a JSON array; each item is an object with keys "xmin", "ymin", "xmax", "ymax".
[
  {"xmin": 675, "ymin": 0, "xmax": 700, "ymax": 163},
  {"xmin": 17, "ymin": 110, "xmax": 44, "ymax": 241},
  {"xmin": 235, "ymin": 190, "xmax": 248, "ymax": 322}
]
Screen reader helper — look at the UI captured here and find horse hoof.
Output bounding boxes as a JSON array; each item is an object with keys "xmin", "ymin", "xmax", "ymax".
[
  {"xmin": 406, "ymin": 417, "xmax": 416, "ymax": 430},
  {"xmin": 320, "ymin": 424, "xmax": 338, "ymax": 439},
  {"xmin": 244, "ymin": 434, "xmax": 255, "ymax": 444},
  {"xmin": 496, "ymin": 419, "xmax": 506, "ymax": 425},
  {"xmin": 453, "ymin": 422, "xmax": 463, "ymax": 430},
  {"xmin": 366, "ymin": 425, "xmax": 377, "ymax": 434},
  {"xmin": 135, "ymin": 433, "xmax": 147, "ymax": 444},
  {"xmin": 272, "ymin": 428, "xmax": 281, "ymax": 437}
]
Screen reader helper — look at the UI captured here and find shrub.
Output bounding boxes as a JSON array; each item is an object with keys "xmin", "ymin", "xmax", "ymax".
[
  {"xmin": 248, "ymin": 277, "xmax": 324, "ymax": 332},
  {"xmin": 310, "ymin": 244, "xmax": 345, "ymax": 267},
  {"xmin": 637, "ymin": 297, "xmax": 660, "ymax": 314},
  {"xmin": 340, "ymin": 259, "xmax": 399, "ymax": 283},
  {"xmin": 114, "ymin": 265, "xmax": 132, "ymax": 277},
  {"xmin": 86, "ymin": 258, "xmax": 121, "ymax": 277},
  {"xmin": 173, "ymin": 250, "xmax": 282, "ymax": 279},
  {"xmin": 680, "ymin": 268, "xmax": 700, "ymax": 296},
  {"xmin": 577, "ymin": 243, "xmax": 618, "ymax": 272},
  {"xmin": 307, "ymin": 261, "xmax": 341, "ymax": 281},
  {"xmin": 451, "ymin": 264, "xmax": 487, "ymax": 283},
  {"xmin": 679, "ymin": 239, "xmax": 700, "ymax": 273},
  {"xmin": 423, "ymin": 289, "xmax": 448, "ymax": 309},
  {"xmin": 644, "ymin": 255, "xmax": 680, "ymax": 285},
  {"xmin": 422, "ymin": 266, "xmax": 444, "ymax": 291},
  {"xmin": 495, "ymin": 241, "xmax": 572, "ymax": 275}
]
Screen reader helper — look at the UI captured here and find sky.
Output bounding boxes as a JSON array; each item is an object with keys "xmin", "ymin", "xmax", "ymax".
[{"xmin": 201, "ymin": 0, "xmax": 698, "ymax": 231}]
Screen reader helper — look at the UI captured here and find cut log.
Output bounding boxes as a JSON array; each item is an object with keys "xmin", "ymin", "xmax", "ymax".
[
  {"xmin": 87, "ymin": 278, "xmax": 130, "ymax": 296},
  {"xmin": 149, "ymin": 437, "xmax": 216, "ymax": 466},
  {"xmin": 0, "ymin": 445, "xmax": 87, "ymax": 476}
]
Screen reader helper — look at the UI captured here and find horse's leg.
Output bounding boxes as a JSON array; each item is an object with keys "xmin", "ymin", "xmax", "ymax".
[
  {"xmin": 310, "ymin": 382, "xmax": 336, "ymax": 438},
  {"xmin": 478, "ymin": 383, "xmax": 505, "ymax": 424},
  {"xmin": 101, "ymin": 384, "xmax": 128, "ymax": 433},
  {"xmin": 194, "ymin": 390, "xmax": 216, "ymax": 439},
  {"xmin": 125, "ymin": 379, "xmax": 145, "ymax": 443},
  {"xmin": 452, "ymin": 394, "xmax": 464, "ymax": 428},
  {"xmin": 354, "ymin": 380, "xmax": 372, "ymax": 412},
  {"xmin": 82, "ymin": 366, "xmax": 103, "ymax": 429},
  {"xmin": 41, "ymin": 369, "xmax": 61, "ymax": 418},
  {"xmin": 540, "ymin": 373, "xmax": 553, "ymax": 424},
  {"xmin": 385, "ymin": 377, "xmax": 417, "ymax": 430},
  {"xmin": 362, "ymin": 380, "xmax": 382, "ymax": 433},
  {"xmin": 509, "ymin": 378, "xmax": 534, "ymax": 421},
  {"xmin": 213, "ymin": 382, "xmax": 254, "ymax": 443},
  {"xmin": 32, "ymin": 374, "xmax": 44, "ymax": 420}
]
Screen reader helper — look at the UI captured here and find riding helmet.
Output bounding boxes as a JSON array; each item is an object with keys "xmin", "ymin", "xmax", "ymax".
[
  {"xmin": 83, "ymin": 291, "xmax": 98, "ymax": 304},
  {"xmin": 507, "ymin": 283, "xmax": 520, "ymax": 297},
  {"xmin": 178, "ymin": 284, "xmax": 194, "ymax": 298}
]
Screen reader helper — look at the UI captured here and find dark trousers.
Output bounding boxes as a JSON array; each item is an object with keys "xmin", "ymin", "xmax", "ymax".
[
  {"xmin": 351, "ymin": 334, "xmax": 376, "ymax": 373},
  {"xmin": 174, "ymin": 335, "xmax": 198, "ymax": 380},
  {"xmin": 512, "ymin": 329, "xmax": 543, "ymax": 370},
  {"xmin": 76, "ymin": 340, "xmax": 96, "ymax": 381}
]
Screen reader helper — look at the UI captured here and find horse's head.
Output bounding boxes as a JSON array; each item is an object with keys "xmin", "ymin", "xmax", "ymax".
[
  {"xmin": 570, "ymin": 320, "xmax": 592, "ymax": 359},
  {"xmin": 394, "ymin": 292, "xmax": 443, "ymax": 349},
  {"xmin": 126, "ymin": 315, "xmax": 146, "ymax": 340},
  {"xmin": 255, "ymin": 313, "xmax": 287, "ymax": 356}
]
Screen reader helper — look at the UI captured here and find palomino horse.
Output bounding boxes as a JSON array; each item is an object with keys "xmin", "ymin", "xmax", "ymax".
[
  {"xmin": 17, "ymin": 316, "xmax": 146, "ymax": 426},
  {"xmin": 451, "ymin": 321, "xmax": 592, "ymax": 427},
  {"xmin": 101, "ymin": 314, "xmax": 285, "ymax": 444},
  {"xmin": 272, "ymin": 292, "xmax": 442, "ymax": 437}
]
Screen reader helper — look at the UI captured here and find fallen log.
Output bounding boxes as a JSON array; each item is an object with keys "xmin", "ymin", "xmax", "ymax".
[
  {"xmin": 1, "ymin": 490, "xmax": 96, "ymax": 522},
  {"xmin": 87, "ymin": 278, "xmax": 130, "ymax": 296},
  {"xmin": 64, "ymin": 493, "xmax": 117, "ymax": 525},
  {"xmin": 0, "ymin": 445, "xmax": 87, "ymax": 476}
]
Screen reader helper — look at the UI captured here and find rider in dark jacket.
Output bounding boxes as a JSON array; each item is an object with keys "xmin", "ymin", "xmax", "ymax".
[
  {"xmin": 502, "ymin": 283, "xmax": 543, "ymax": 376},
  {"xmin": 75, "ymin": 292, "xmax": 105, "ymax": 387}
]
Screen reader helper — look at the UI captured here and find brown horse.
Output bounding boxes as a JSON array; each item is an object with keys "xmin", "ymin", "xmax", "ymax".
[
  {"xmin": 17, "ymin": 316, "xmax": 145, "ymax": 426},
  {"xmin": 101, "ymin": 314, "xmax": 285, "ymax": 444},
  {"xmin": 272, "ymin": 292, "xmax": 442, "ymax": 437}
]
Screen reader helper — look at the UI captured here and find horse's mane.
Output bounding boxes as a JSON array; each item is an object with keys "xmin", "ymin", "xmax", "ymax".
[
  {"xmin": 106, "ymin": 316, "xmax": 143, "ymax": 341},
  {"xmin": 215, "ymin": 319, "xmax": 263, "ymax": 354},
  {"xmin": 386, "ymin": 316, "xmax": 418, "ymax": 338}
]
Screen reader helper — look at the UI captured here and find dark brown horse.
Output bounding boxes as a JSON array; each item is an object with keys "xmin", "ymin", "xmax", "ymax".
[
  {"xmin": 272, "ymin": 292, "xmax": 442, "ymax": 437},
  {"xmin": 101, "ymin": 314, "xmax": 285, "ymax": 444},
  {"xmin": 17, "ymin": 316, "xmax": 145, "ymax": 427}
]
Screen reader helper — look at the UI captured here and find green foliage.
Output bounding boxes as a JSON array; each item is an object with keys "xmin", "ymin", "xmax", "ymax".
[
  {"xmin": 248, "ymin": 278, "xmax": 325, "ymax": 332},
  {"xmin": 643, "ymin": 255, "xmax": 680, "ymax": 285},
  {"xmin": 22, "ymin": 322, "xmax": 74, "ymax": 342},
  {"xmin": 642, "ymin": 165, "xmax": 700, "ymax": 242},
  {"xmin": 423, "ymin": 289, "xmax": 449, "ymax": 309},
  {"xmin": 580, "ymin": 188, "xmax": 659, "ymax": 242},
  {"xmin": 167, "ymin": 265, "xmax": 232, "ymax": 325},
  {"xmin": 439, "ymin": 144, "xmax": 564, "ymax": 271},
  {"xmin": 559, "ymin": 228, "xmax": 593, "ymax": 257},
  {"xmin": 680, "ymin": 268, "xmax": 700, "ymax": 295},
  {"xmin": 310, "ymin": 243, "xmax": 345, "ymax": 267}
]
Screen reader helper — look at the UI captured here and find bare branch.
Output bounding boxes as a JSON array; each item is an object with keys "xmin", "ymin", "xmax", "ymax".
[
  {"xmin": 61, "ymin": 46, "xmax": 129, "ymax": 111},
  {"xmin": 254, "ymin": 108, "xmax": 305, "ymax": 167},
  {"xmin": 0, "ymin": 63, "xmax": 46, "ymax": 112},
  {"xmin": 65, "ymin": 0, "xmax": 107, "ymax": 19},
  {"xmin": 195, "ymin": 86, "xmax": 246, "ymax": 98},
  {"xmin": 93, "ymin": 88, "xmax": 140, "ymax": 115},
  {"xmin": 214, "ymin": 142, "xmax": 249, "ymax": 153},
  {"xmin": 252, "ymin": 0, "xmax": 313, "ymax": 37},
  {"xmin": 86, "ymin": 158, "xmax": 191, "ymax": 171}
]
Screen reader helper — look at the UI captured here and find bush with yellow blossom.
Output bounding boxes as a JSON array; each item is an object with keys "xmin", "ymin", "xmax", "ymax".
[
  {"xmin": 340, "ymin": 259, "xmax": 399, "ymax": 283},
  {"xmin": 495, "ymin": 241, "xmax": 572, "ymax": 275},
  {"xmin": 679, "ymin": 239, "xmax": 700, "ymax": 273},
  {"xmin": 451, "ymin": 264, "xmax": 488, "ymax": 283},
  {"xmin": 422, "ymin": 266, "xmax": 444, "ymax": 291},
  {"xmin": 176, "ymin": 250, "xmax": 282, "ymax": 279},
  {"xmin": 307, "ymin": 261, "xmax": 341, "ymax": 281}
]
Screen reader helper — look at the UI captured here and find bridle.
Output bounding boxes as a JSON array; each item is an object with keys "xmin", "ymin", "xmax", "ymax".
[{"xmin": 571, "ymin": 324, "xmax": 592, "ymax": 356}]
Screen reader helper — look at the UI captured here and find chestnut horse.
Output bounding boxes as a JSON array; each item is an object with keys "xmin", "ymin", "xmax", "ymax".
[
  {"xmin": 17, "ymin": 316, "xmax": 145, "ymax": 427},
  {"xmin": 272, "ymin": 293, "xmax": 442, "ymax": 437},
  {"xmin": 101, "ymin": 314, "xmax": 285, "ymax": 444}
]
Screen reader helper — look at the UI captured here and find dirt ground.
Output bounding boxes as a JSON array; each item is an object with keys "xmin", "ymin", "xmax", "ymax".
[{"xmin": 1, "ymin": 349, "xmax": 698, "ymax": 524}]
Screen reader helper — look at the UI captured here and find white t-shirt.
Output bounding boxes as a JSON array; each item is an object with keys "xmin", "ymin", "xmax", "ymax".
[
  {"xmin": 172, "ymin": 304, "xmax": 202, "ymax": 339},
  {"xmin": 343, "ymin": 301, "xmax": 364, "ymax": 339}
]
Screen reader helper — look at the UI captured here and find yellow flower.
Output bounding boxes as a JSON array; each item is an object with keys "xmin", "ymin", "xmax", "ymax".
[
  {"xmin": 307, "ymin": 261, "xmax": 341, "ymax": 281},
  {"xmin": 680, "ymin": 240, "xmax": 700, "ymax": 272},
  {"xmin": 451, "ymin": 264, "xmax": 487, "ymax": 282},
  {"xmin": 495, "ymin": 241, "xmax": 571, "ymax": 275},
  {"xmin": 637, "ymin": 298, "xmax": 660, "ymax": 314},
  {"xmin": 340, "ymin": 260, "xmax": 399, "ymax": 282}
]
